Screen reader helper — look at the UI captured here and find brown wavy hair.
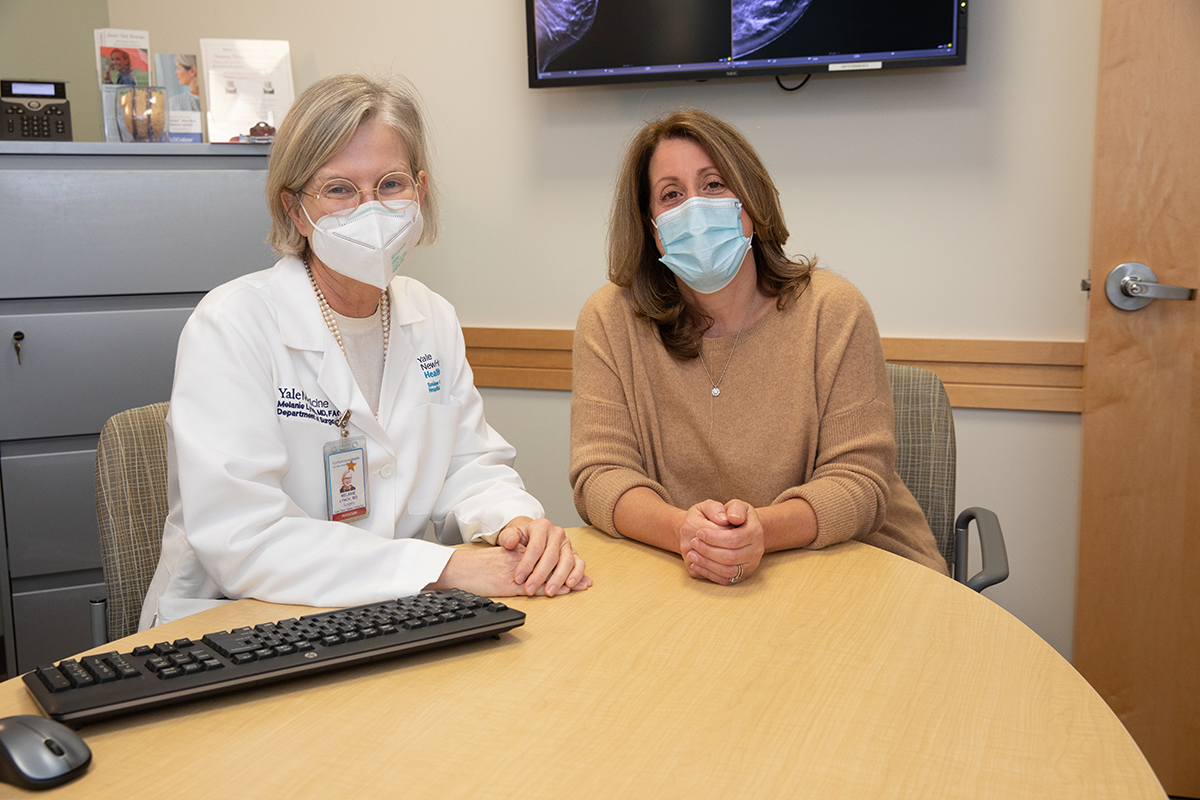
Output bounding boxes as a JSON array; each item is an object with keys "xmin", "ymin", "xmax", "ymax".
[{"xmin": 608, "ymin": 109, "xmax": 814, "ymax": 360}]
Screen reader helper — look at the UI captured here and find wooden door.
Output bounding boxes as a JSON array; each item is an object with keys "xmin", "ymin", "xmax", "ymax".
[{"xmin": 1075, "ymin": 0, "xmax": 1200, "ymax": 795}]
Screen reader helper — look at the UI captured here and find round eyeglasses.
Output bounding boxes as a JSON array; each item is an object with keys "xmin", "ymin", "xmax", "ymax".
[{"xmin": 297, "ymin": 171, "xmax": 419, "ymax": 218}]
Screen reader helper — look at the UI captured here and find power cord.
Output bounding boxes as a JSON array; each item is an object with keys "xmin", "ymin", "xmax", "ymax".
[{"xmin": 775, "ymin": 74, "xmax": 812, "ymax": 92}]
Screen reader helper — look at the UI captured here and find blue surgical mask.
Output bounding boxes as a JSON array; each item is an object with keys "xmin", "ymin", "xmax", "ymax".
[{"xmin": 653, "ymin": 197, "xmax": 753, "ymax": 294}]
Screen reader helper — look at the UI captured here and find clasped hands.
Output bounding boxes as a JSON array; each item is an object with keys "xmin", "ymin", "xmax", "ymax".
[
  {"xmin": 434, "ymin": 516, "xmax": 591, "ymax": 598},
  {"xmin": 677, "ymin": 499, "xmax": 765, "ymax": 585}
]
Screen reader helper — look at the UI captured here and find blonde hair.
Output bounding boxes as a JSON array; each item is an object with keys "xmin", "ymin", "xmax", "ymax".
[
  {"xmin": 608, "ymin": 109, "xmax": 813, "ymax": 360},
  {"xmin": 265, "ymin": 73, "xmax": 439, "ymax": 256}
]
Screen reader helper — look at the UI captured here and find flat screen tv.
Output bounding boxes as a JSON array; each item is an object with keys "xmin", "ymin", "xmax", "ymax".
[{"xmin": 526, "ymin": 0, "xmax": 967, "ymax": 88}]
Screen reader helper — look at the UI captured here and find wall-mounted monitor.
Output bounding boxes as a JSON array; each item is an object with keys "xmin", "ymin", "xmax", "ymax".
[{"xmin": 527, "ymin": 0, "xmax": 967, "ymax": 88}]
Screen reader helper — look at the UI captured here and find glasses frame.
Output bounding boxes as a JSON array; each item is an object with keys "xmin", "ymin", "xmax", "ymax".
[{"xmin": 296, "ymin": 170, "xmax": 420, "ymax": 218}]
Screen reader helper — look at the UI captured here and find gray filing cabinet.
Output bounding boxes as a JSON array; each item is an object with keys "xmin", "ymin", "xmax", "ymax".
[{"xmin": 0, "ymin": 141, "xmax": 274, "ymax": 676}]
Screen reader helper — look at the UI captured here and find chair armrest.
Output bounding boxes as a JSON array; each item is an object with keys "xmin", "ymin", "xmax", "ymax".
[
  {"xmin": 954, "ymin": 507, "xmax": 1009, "ymax": 592},
  {"xmin": 90, "ymin": 597, "xmax": 109, "ymax": 648}
]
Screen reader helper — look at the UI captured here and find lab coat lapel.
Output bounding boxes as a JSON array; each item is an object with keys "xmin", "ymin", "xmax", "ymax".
[
  {"xmin": 316, "ymin": 347, "xmax": 390, "ymax": 451},
  {"xmin": 377, "ymin": 279, "xmax": 426, "ymax": 431},
  {"xmin": 275, "ymin": 257, "xmax": 391, "ymax": 452}
]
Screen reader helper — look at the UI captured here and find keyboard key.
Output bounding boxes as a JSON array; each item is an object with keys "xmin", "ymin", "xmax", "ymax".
[
  {"xmin": 35, "ymin": 665, "xmax": 71, "ymax": 693},
  {"xmin": 202, "ymin": 632, "xmax": 263, "ymax": 658},
  {"xmin": 59, "ymin": 661, "xmax": 95, "ymax": 688},
  {"xmin": 107, "ymin": 656, "xmax": 141, "ymax": 680},
  {"xmin": 82, "ymin": 656, "xmax": 119, "ymax": 683},
  {"xmin": 145, "ymin": 656, "xmax": 171, "ymax": 673}
]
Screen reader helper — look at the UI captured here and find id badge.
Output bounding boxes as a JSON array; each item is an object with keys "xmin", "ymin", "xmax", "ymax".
[{"xmin": 324, "ymin": 413, "xmax": 369, "ymax": 522}]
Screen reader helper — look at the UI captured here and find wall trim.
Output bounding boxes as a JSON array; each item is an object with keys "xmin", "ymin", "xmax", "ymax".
[{"xmin": 463, "ymin": 328, "xmax": 1085, "ymax": 412}]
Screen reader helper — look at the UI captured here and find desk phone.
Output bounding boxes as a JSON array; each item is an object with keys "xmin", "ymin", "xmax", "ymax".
[{"xmin": 2, "ymin": 80, "xmax": 72, "ymax": 141}]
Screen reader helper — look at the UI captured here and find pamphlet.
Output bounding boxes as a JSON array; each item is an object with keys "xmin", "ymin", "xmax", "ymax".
[
  {"xmin": 199, "ymin": 39, "xmax": 294, "ymax": 143},
  {"xmin": 95, "ymin": 29, "xmax": 150, "ymax": 87},
  {"xmin": 96, "ymin": 28, "xmax": 151, "ymax": 143},
  {"xmin": 154, "ymin": 53, "xmax": 203, "ymax": 143}
]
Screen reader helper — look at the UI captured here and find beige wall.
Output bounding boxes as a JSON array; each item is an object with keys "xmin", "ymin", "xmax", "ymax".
[
  {"xmin": 0, "ymin": 0, "xmax": 109, "ymax": 142},
  {"xmin": 20, "ymin": 0, "xmax": 1099, "ymax": 658}
]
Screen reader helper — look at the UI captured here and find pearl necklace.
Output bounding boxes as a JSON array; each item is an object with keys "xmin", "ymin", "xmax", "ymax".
[
  {"xmin": 304, "ymin": 258, "xmax": 390, "ymax": 369},
  {"xmin": 698, "ymin": 289, "xmax": 757, "ymax": 398}
]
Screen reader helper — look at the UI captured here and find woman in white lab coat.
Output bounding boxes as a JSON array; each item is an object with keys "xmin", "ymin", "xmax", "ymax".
[{"xmin": 140, "ymin": 74, "xmax": 589, "ymax": 629}]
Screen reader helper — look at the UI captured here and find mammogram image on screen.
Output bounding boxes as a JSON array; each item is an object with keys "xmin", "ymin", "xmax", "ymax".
[
  {"xmin": 533, "ymin": 0, "xmax": 814, "ymax": 73},
  {"xmin": 534, "ymin": 0, "xmax": 600, "ymax": 71},
  {"xmin": 731, "ymin": 0, "xmax": 813, "ymax": 58}
]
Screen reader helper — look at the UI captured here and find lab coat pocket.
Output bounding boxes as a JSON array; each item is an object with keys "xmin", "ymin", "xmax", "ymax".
[{"xmin": 404, "ymin": 398, "xmax": 464, "ymax": 517}]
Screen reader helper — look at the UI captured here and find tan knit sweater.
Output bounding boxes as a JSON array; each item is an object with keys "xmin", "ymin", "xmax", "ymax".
[{"xmin": 569, "ymin": 270, "xmax": 948, "ymax": 575}]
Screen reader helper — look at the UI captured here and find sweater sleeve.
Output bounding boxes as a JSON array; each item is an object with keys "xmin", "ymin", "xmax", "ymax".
[
  {"xmin": 569, "ymin": 291, "xmax": 673, "ymax": 537},
  {"xmin": 775, "ymin": 282, "xmax": 896, "ymax": 549}
]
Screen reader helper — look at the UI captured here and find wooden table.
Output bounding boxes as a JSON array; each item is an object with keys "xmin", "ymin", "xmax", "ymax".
[{"xmin": 0, "ymin": 528, "xmax": 1165, "ymax": 798}]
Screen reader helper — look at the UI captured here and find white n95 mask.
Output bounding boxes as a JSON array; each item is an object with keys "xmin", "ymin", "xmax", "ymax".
[
  {"xmin": 653, "ymin": 197, "xmax": 753, "ymax": 295},
  {"xmin": 304, "ymin": 200, "xmax": 424, "ymax": 290}
]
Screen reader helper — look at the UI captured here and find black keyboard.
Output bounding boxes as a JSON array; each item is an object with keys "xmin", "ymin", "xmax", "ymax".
[{"xmin": 23, "ymin": 589, "xmax": 525, "ymax": 726}]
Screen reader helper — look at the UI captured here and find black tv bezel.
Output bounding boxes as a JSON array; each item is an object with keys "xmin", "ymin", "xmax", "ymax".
[{"xmin": 526, "ymin": 1, "xmax": 968, "ymax": 89}]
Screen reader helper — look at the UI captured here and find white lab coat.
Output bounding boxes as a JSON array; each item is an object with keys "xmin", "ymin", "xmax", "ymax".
[{"xmin": 139, "ymin": 256, "xmax": 542, "ymax": 630}]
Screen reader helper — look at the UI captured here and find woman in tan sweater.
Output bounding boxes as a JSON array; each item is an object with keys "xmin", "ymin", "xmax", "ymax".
[{"xmin": 569, "ymin": 110, "xmax": 946, "ymax": 585}]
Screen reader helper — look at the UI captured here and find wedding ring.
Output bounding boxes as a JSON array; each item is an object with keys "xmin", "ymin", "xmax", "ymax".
[{"xmin": 730, "ymin": 563, "xmax": 744, "ymax": 584}]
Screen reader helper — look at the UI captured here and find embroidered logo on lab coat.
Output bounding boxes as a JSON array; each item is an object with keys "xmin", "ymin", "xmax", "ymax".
[
  {"xmin": 418, "ymin": 353, "xmax": 441, "ymax": 393},
  {"xmin": 277, "ymin": 387, "xmax": 341, "ymax": 425}
]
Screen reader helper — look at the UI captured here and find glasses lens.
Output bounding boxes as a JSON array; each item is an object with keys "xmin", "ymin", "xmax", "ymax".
[
  {"xmin": 377, "ymin": 172, "xmax": 418, "ymax": 211},
  {"xmin": 312, "ymin": 173, "xmax": 419, "ymax": 217},
  {"xmin": 316, "ymin": 179, "xmax": 361, "ymax": 217}
]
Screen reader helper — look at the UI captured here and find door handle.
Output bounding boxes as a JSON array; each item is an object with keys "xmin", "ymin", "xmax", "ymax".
[{"xmin": 1105, "ymin": 262, "xmax": 1197, "ymax": 311}]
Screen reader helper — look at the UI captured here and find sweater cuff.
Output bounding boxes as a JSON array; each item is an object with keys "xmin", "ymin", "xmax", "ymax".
[
  {"xmin": 579, "ymin": 469, "xmax": 673, "ymax": 539},
  {"xmin": 779, "ymin": 482, "xmax": 861, "ymax": 551}
]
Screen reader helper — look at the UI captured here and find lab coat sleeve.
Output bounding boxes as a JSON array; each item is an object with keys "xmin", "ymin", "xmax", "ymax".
[
  {"xmin": 170, "ymin": 286, "xmax": 453, "ymax": 608},
  {"xmin": 425, "ymin": 307, "xmax": 544, "ymax": 545}
]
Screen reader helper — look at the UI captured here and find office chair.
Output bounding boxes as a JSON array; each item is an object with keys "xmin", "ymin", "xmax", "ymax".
[
  {"xmin": 886, "ymin": 364, "xmax": 1008, "ymax": 592},
  {"xmin": 92, "ymin": 401, "xmax": 170, "ymax": 643}
]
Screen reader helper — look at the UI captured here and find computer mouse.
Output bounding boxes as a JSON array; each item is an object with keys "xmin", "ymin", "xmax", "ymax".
[{"xmin": 0, "ymin": 715, "xmax": 91, "ymax": 790}]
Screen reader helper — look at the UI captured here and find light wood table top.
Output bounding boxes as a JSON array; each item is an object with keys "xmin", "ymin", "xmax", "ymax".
[{"xmin": 0, "ymin": 528, "xmax": 1165, "ymax": 798}]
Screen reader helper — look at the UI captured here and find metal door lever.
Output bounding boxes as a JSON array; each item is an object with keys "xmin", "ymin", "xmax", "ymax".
[{"xmin": 1105, "ymin": 262, "xmax": 1197, "ymax": 311}]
